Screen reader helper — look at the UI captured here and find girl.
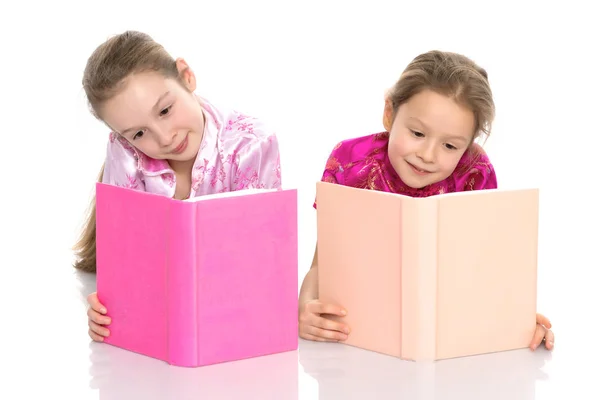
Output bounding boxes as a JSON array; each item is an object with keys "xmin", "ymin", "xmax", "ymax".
[
  {"xmin": 73, "ymin": 31, "xmax": 281, "ymax": 342},
  {"xmin": 298, "ymin": 50, "xmax": 554, "ymax": 352}
]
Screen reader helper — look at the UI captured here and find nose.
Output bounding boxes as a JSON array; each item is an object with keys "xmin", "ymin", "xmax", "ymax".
[
  {"xmin": 156, "ymin": 128, "xmax": 176, "ymax": 147},
  {"xmin": 416, "ymin": 140, "xmax": 436, "ymax": 163}
]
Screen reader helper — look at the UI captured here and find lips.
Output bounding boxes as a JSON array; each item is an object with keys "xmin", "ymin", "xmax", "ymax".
[
  {"xmin": 171, "ymin": 135, "xmax": 188, "ymax": 154},
  {"xmin": 407, "ymin": 161, "xmax": 431, "ymax": 174}
]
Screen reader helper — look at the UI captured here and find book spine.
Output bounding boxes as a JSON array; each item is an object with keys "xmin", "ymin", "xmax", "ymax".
[
  {"xmin": 166, "ymin": 200, "xmax": 198, "ymax": 367},
  {"xmin": 401, "ymin": 197, "xmax": 438, "ymax": 361}
]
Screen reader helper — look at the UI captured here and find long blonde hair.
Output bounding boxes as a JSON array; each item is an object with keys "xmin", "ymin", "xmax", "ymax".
[
  {"xmin": 73, "ymin": 31, "xmax": 179, "ymax": 272},
  {"xmin": 72, "ymin": 164, "xmax": 104, "ymax": 272},
  {"xmin": 387, "ymin": 50, "xmax": 495, "ymax": 158}
]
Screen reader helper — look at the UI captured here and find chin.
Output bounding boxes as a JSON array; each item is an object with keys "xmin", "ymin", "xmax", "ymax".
[
  {"xmin": 400, "ymin": 170, "xmax": 442, "ymax": 189},
  {"xmin": 395, "ymin": 167, "xmax": 426, "ymax": 189},
  {"xmin": 405, "ymin": 182, "xmax": 428, "ymax": 189},
  {"xmin": 169, "ymin": 152, "xmax": 196, "ymax": 162}
]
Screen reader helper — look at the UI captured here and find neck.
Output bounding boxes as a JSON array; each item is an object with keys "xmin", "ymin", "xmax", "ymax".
[{"xmin": 168, "ymin": 158, "xmax": 195, "ymax": 176}]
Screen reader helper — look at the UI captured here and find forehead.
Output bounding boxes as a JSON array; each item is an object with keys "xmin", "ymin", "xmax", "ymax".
[
  {"xmin": 101, "ymin": 72, "xmax": 176, "ymax": 130},
  {"xmin": 403, "ymin": 89, "xmax": 475, "ymax": 138}
]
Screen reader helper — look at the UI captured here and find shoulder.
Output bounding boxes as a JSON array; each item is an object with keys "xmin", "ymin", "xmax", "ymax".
[
  {"xmin": 215, "ymin": 109, "xmax": 280, "ymax": 167},
  {"xmin": 210, "ymin": 108, "xmax": 281, "ymax": 190},
  {"xmin": 216, "ymin": 105, "xmax": 278, "ymax": 147},
  {"xmin": 106, "ymin": 132, "xmax": 137, "ymax": 156},
  {"xmin": 104, "ymin": 132, "xmax": 141, "ymax": 169},
  {"xmin": 324, "ymin": 132, "xmax": 388, "ymax": 169},
  {"xmin": 453, "ymin": 143, "xmax": 498, "ymax": 191},
  {"xmin": 203, "ymin": 97, "xmax": 275, "ymax": 143},
  {"xmin": 102, "ymin": 133, "xmax": 145, "ymax": 190}
]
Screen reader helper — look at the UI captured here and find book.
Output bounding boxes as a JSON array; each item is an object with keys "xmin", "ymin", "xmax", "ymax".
[
  {"xmin": 315, "ymin": 181, "xmax": 538, "ymax": 361},
  {"xmin": 95, "ymin": 182, "xmax": 299, "ymax": 367}
]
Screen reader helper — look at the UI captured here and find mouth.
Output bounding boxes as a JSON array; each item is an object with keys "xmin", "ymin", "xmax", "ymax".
[
  {"xmin": 170, "ymin": 134, "xmax": 189, "ymax": 155},
  {"xmin": 406, "ymin": 161, "xmax": 431, "ymax": 175}
]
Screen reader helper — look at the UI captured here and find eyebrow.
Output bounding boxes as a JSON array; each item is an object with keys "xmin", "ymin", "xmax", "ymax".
[
  {"xmin": 121, "ymin": 91, "xmax": 171, "ymax": 136},
  {"xmin": 408, "ymin": 117, "xmax": 469, "ymax": 143}
]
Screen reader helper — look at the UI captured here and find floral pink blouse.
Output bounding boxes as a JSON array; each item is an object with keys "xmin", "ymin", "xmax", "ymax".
[
  {"xmin": 315, "ymin": 131, "xmax": 497, "ymax": 205},
  {"xmin": 102, "ymin": 96, "xmax": 282, "ymax": 198}
]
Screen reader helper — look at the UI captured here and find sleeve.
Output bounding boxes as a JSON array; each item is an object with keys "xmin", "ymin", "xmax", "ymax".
[
  {"xmin": 232, "ymin": 130, "xmax": 282, "ymax": 190},
  {"xmin": 313, "ymin": 141, "xmax": 344, "ymax": 208},
  {"xmin": 456, "ymin": 146, "xmax": 498, "ymax": 191},
  {"xmin": 101, "ymin": 133, "xmax": 145, "ymax": 191},
  {"xmin": 321, "ymin": 143, "xmax": 344, "ymax": 184}
]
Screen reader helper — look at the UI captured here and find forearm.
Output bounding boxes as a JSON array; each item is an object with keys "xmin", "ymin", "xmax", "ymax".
[{"xmin": 298, "ymin": 267, "xmax": 319, "ymax": 311}]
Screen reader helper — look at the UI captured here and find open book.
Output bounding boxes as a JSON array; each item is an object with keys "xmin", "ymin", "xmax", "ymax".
[
  {"xmin": 95, "ymin": 183, "xmax": 299, "ymax": 367},
  {"xmin": 316, "ymin": 181, "xmax": 538, "ymax": 361}
]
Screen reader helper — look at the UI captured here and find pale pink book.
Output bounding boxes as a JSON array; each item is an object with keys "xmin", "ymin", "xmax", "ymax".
[
  {"xmin": 95, "ymin": 183, "xmax": 298, "ymax": 367},
  {"xmin": 316, "ymin": 181, "xmax": 538, "ymax": 361}
]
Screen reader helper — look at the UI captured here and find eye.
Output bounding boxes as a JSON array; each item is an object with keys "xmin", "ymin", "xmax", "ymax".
[
  {"xmin": 444, "ymin": 143, "xmax": 457, "ymax": 150},
  {"xmin": 160, "ymin": 106, "xmax": 172, "ymax": 116},
  {"xmin": 133, "ymin": 130, "xmax": 145, "ymax": 140},
  {"xmin": 411, "ymin": 130, "xmax": 424, "ymax": 138}
]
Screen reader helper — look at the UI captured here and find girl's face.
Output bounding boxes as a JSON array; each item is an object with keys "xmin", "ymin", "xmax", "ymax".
[
  {"xmin": 385, "ymin": 89, "xmax": 475, "ymax": 189},
  {"xmin": 100, "ymin": 59, "xmax": 205, "ymax": 166}
]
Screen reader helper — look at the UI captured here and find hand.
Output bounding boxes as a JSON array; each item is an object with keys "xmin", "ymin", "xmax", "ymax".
[
  {"xmin": 87, "ymin": 292, "xmax": 111, "ymax": 342},
  {"xmin": 299, "ymin": 299, "xmax": 350, "ymax": 342},
  {"xmin": 529, "ymin": 313, "xmax": 554, "ymax": 351}
]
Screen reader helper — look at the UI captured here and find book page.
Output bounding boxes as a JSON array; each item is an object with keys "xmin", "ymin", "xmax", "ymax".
[
  {"xmin": 316, "ymin": 182, "xmax": 403, "ymax": 358},
  {"xmin": 183, "ymin": 188, "xmax": 278, "ymax": 202},
  {"xmin": 435, "ymin": 188, "xmax": 539, "ymax": 359},
  {"xmin": 433, "ymin": 187, "xmax": 534, "ymax": 199}
]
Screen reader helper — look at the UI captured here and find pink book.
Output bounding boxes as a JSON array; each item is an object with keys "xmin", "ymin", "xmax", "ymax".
[
  {"xmin": 316, "ymin": 181, "xmax": 538, "ymax": 361},
  {"xmin": 95, "ymin": 183, "xmax": 298, "ymax": 367}
]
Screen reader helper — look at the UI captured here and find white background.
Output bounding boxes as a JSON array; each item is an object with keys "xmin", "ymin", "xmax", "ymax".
[{"xmin": 1, "ymin": 1, "xmax": 598, "ymax": 398}]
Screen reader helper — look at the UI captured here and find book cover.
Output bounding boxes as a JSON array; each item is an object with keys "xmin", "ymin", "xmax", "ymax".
[
  {"xmin": 316, "ymin": 181, "xmax": 538, "ymax": 361},
  {"xmin": 96, "ymin": 183, "xmax": 299, "ymax": 367}
]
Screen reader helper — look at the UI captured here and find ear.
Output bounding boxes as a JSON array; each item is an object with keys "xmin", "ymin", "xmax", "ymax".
[
  {"xmin": 383, "ymin": 98, "xmax": 394, "ymax": 132},
  {"xmin": 175, "ymin": 58, "xmax": 197, "ymax": 92}
]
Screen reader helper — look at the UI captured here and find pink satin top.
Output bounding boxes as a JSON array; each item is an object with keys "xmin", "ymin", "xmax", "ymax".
[
  {"xmin": 101, "ymin": 97, "xmax": 282, "ymax": 198},
  {"xmin": 316, "ymin": 132, "xmax": 497, "ymax": 205}
]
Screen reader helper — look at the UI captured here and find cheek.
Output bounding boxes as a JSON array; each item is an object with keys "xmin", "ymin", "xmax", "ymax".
[
  {"xmin": 438, "ymin": 152, "xmax": 464, "ymax": 173},
  {"xmin": 388, "ymin": 134, "xmax": 410, "ymax": 158},
  {"xmin": 133, "ymin": 141, "xmax": 156, "ymax": 155},
  {"xmin": 178, "ymin": 102, "xmax": 202, "ymax": 126},
  {"xmin": 127, "ymin": 134, "xmax": 161, "ymax": 154}
]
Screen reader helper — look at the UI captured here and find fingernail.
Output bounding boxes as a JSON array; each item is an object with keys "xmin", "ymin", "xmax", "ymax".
[
  {"xmin": 344, "ymin": 328, "xmax": 349, "ymax": 334},
  {"xmin": 101, "ymin": 308, "xmax": 107, "ymax": 314},
  {"xmin": 341, "ymin": 309, "xmax": 347, "ymax": 315}
]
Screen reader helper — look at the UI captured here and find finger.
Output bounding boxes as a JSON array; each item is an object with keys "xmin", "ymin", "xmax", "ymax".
[
  {"xmin": 89, "ymin": 320, "xmax": 111, "ymax": 337},
  {"xmin": 306, "ymin": 325, "xmax": 348, "ymax": 341},
  {"xmin": 314, "ymin": 315, "xmax": 350, "ymax": 334},
  {"xmin": 308, "ymin": 301, "xmax": 347, "ymax": 317},
  {"xmin": 530, "ymin": 323, "xmax": 546, "ymax": 350},
  {"xmin": 300, "ymin": 333, "xmax": 339, "ymax": 342},
  {"xmin": 544, "ymin": 329, "xmax": 555, "ymax": 350},
  {"xmin": 89, "ymin": 329, "xmax": 105, "ymax": 342},
  {"xmin": 87, "ymin": 308, "xmax": 111, "ymax": 325},
  {"xmin": 87, "ymin": 292, "xmax": 107, "ymax": 314},
  {"xmin": 536, "ymin": 313, "xmax": 552, "ymax": 329}
]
